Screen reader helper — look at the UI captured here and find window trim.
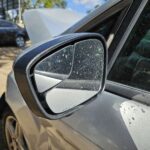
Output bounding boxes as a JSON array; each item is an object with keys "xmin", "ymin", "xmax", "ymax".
[
  {"xmin": 63, "ymin": 0, "xmax": 133, "ymax": 62},
  {"xmin": 106, "ymin": 0, "xmax": 150, "ymax": 104},
  {"xmin": 106, "ymin": 81, "xmax": 150, "ymax": 105},
  {"xmin": 108, "ymin": 0, "xmax": 148, "ymax": 72},
  {"xmin": 63, "ymin": 0, "xmax": 132, "ymax": 34}
]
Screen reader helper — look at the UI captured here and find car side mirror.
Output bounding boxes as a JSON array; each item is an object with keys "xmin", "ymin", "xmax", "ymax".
[{"xmin": 14, "ymin": 33, "xmax": 107, "ymax": 119}]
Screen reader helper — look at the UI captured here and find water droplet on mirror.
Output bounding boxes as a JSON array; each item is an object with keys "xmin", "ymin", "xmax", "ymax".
[{"xmin": 141, "ymin": 109, "xmax": 146, "ymax": 113}]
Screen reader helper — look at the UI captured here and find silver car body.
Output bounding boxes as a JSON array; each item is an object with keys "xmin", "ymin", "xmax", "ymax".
[{"xmin": 4, "ymin": 0, "xmax": 150, "ymax": 150}]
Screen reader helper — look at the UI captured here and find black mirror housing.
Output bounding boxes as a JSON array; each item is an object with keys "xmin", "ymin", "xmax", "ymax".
[{"xmin": 13, "ymin": 33, "xmax": 107, "ymax": 119}]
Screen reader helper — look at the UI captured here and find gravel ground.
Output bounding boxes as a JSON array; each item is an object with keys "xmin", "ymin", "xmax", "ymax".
[
  {"xmin": 0, "ymin": 41, "xmax": 31, "ymax": 96},
  {"xmin": 0, "ymin": 46, "xmax": 21, "ymax": 96}
]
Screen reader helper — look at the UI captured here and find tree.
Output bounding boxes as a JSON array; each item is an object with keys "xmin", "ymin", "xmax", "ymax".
[
  {"xmin": 35, "ymin": 0, "xmax": 66, "ymax": 8},
  {"xmin": 22, "ymin": 0, "xmax": 32, "ymax": 13}
]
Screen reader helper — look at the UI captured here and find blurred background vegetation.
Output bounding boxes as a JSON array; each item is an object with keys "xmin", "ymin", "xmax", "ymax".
[
  {"xmin": 0, "ymin": 0, "xmax": 108, "ymax": 25},
  {"xmin": 34, "ymin": 0, "xmax": 66, "ymax": 8}
]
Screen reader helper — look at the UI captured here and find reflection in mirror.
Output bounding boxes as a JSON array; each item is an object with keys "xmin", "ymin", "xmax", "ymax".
[
  {"xmin": 34, "ymin": 45, "xmax": 74, "ymax": 93},
  {"xmin": 45, "ymin": 39, "xmax": 105, "ymax": 113}
]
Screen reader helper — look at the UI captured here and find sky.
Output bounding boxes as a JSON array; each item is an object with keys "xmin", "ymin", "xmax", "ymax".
[
  {"xmin": 66, "ymin": 0, "xmax": 107, "ymax": 14},
  {"xmin": 32, "ymin": 0, "xmax": 107, "ymax": 15}
]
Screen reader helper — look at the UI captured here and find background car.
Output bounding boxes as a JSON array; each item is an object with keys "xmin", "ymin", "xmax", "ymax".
[{"xmin": 0, "ymin": 19, "xmax": 28, "ymax": 47}]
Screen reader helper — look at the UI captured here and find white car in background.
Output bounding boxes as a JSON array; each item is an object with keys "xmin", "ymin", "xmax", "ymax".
[{"xmin": 24, "ymin": 8, "xmax": 85, "ymax": 44}]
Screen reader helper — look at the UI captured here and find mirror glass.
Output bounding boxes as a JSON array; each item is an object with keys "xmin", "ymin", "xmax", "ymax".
[
  {"xmin": 34, "ymin": 45, "xmax": 74, "ymax": 93},
  {"xmin": 34, "ymin": 39, "xmax": 105, "ymax": 114}
]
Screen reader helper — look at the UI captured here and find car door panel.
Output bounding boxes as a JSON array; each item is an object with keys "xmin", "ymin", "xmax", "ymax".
[
  {"xmin": 0, "ymin": 22, "xmax": 18, "ymax": 43},
  {"xmin": 5, "ymin": 25, "xmax": 18, "ymax": 42},
  {"xmin": 7, "ymin": 72, "xmax": 150, "ymax": 150},
  {"xmin": 39, "ymin": 117, "xmax": 100, "ymax": 150},
  {"xmin": 3, "ymin": 28, "xmax": 14, "ymax": 42},
  {"xmin": 0, "ymin": 27, "xmax": 6, "ymax": 44},
  {"xmin": 40, "ymin": 91, "xmax": 148, "ymax": 150},
  {"xmin": 6, "ymin": 72, "xmax": 101, "ymax": 150}
]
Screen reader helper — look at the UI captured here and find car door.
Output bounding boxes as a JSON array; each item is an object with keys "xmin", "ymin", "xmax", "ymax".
[
  {"xmin": 0, "ymin": 21, "xmax": 17, "ymax": 43},
  {"xmin": 0, "ymin": 21, "xmax": 7, "ymax": 44},
  {"xmin": 5, "ymin": 22, "xmax": 18, "ymax": 42}
]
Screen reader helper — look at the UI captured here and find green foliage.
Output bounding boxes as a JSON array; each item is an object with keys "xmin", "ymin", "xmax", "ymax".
[
  {"xmin": 44, "ymin": 1, "xmax": 53, "ymax": 8},
  {"xmin": 22, "ymin": 0, "xmax": 32, "ymax": 13},
  {"xmin": 35, "ymin": 0, "xmax": 66, "ymax": 8}
]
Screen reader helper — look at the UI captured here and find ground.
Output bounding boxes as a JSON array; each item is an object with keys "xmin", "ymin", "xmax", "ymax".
[
  {"xmin": 0, "ymin": 42, "xmax": 31, "ymax": 96},
  {"xmin": 0, "ymin": 47, "xmax": 20, "ymax": 96}
]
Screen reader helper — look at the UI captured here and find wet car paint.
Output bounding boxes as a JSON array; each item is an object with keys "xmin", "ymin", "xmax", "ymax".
[{"xmin": 6, "ymin": 72, "xmax": 150, "ymax": 150}]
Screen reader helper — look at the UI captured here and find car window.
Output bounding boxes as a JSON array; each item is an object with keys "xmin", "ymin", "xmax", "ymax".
[
  {"xmin": 91, "ymin": 12, "xmax": 121, "ymax": 40},
  {"xmin": 87, "ymin": 10, "xmax": 125, "ymax": 62},
  {"xmin": 0, "ymin": 8, "xmax": 3, "ymax": 19},
  {"xmin": 108, "ymin": 2, "xmax": 150, "ymax": 91},
  {"xmin": 0, "ymin": 21, "xmax": 13, "ymax": 27}
]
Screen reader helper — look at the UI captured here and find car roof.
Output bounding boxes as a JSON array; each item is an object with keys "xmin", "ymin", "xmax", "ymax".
[{"xmin": 63, "ymin": 0, "xmax": 122, "ymax": 34}]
